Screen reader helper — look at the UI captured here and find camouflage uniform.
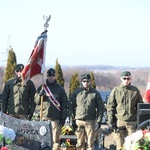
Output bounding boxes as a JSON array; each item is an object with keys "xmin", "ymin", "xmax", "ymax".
[
  {"xmin": 107, "ymin": 82, "xmax": 142, "ymax": 150},
  {"xmin": 69, "ymin": 74, "xmax": 104, "ymax": 150},
  {"xmin": 35, "ymin": 77, "xmax": 68, "ymax": 150}
]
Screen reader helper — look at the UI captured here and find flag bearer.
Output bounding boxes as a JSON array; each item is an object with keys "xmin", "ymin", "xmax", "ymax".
[{"xmin": 34, "ymin": 68, "xmax": 68, "ymax": 150}]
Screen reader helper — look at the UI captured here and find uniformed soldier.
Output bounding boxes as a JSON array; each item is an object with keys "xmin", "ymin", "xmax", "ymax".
[
  {"xmin": 2, "ymin": 64, "xmax": 36, "ymax": 120},
  {"xmin": 34, "ymin": 68, "xmax": 68, "ymax": 150},
  {"xmin": 69, "ymin": 73, "xmax": 104, "ymax": 150},
  {"xmin": 107, "ymin": 71, "xmax": 143, "ymax": 150}
]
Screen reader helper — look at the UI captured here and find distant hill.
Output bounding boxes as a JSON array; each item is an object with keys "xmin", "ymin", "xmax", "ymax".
[
  {"xmin": 50, "ymin": 65, "xmax": 150, "ymax": 70},
  {"xmin": 0, "ymin": 65, "xmax": 149, "ymax": 96}
]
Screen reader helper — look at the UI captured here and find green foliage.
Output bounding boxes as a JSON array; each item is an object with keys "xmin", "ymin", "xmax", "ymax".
[
  {"xmin": 90, "ymin": 71, "xmax": 96, "ymax": 89},
  {"xmin": 55, "ymin": 58, "xmax": 65, "ymax": 87},
  {"xmin": 69, "ymin": 73, "xmax": 80, "ymax": 98},
  {"xmin": 4, "ymin": 48, "xmax": 17, "ymax": 83}
]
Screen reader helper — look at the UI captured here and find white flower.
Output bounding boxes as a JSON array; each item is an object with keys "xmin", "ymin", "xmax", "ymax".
[
  {"xmin": 124, "ymin": 129, "xmax": 150, "ymax": 150},
  {"xmin": 124, "ymin": 136, "xmax": 132, "ymax": 150},
  {"xmin": 143, "ymin": 132, "xmax": 150, "ymax": 141},
  {"xmin": 130, "ymin": 130, "xmax": 143, "ymax": 142},
  {"xmin": 0, "ymin": 125, "xmax": 16, "ymax": 142}
]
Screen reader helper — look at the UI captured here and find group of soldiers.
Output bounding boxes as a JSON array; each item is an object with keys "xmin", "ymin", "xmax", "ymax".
[{"xmin": 1, "ymin": 64, "xmax": 145, "ymax": 150}]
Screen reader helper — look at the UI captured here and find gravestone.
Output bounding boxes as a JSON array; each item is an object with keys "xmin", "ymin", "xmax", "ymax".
[{"xmin": 0, "ymin": 112, "xmax": 52, "ymax": 150}]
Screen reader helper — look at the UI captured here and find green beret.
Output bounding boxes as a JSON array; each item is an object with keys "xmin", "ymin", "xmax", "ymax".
[
  {"xmin": 14, "ymin": 64, "xmax": 24, "ymax": 71},
  {"xmin": 47, "ymin": 68, "xmax": 56, "ymax": 75},
  {"xmin": 81, "ymin": 74, "xmax": 91, "ymax": 80},
  {"xmin": 121, "ymin": 71, "xmax": 131, "ymax": 77}
]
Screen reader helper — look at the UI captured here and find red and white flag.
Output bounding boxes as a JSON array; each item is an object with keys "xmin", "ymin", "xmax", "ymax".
[
  {"xmin": 21, "ymin": 30, "xmax": 47, "ymax": 83},
  {"xmin": 143, "ymin": 75, "xmax": 150, "ymax": 103}
]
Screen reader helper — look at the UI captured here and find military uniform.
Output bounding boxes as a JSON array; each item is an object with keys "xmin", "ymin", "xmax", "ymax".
[
  {"xmin": 69, "ymin": 74, "xmax": 104, "ymax": 150},
  {"xmin": 2, "ymin": 64, "xmax": 36, "ymax": 119},
  {"xmin": 34, "ymin": 68, "xmax": 68, "ymax": 150},
  {"xmin": 107, "ymin": 71, "xmax": 142, "ymax": 150}
]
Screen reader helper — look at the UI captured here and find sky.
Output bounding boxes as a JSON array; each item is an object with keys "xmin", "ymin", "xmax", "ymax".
[{"xmin": 0, "ymin": 0, "xmax": 150, "ymax": 67}]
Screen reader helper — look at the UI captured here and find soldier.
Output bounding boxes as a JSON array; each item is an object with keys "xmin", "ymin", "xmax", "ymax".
[
  {"xmin": 2, "ymin": 64, "xmax": 36, "ymax": 120},
  {"xmin": 34, "ymin": 68, "xmax": 68, "ymax": 150},
  {"xmin": 107, "ymin": 71, "xmax": 142, "ymax": 150},
  {"xmin": 69, "ymin": 73, "xmax": 104, "ymax": 150}
]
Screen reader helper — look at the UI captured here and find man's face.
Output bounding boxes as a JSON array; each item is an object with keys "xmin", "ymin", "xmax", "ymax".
[
  {"xmin": 121, "ymin": 76, "xmax": 131, "ymax": 85},
  {"xmin": 15, "ymin": 68, "xmax": 23, "ymax": 78},
  {"xmin": 47, "ymin": 73, "xmax": 56, "ymax": 83},
  {"xmin": 82, "ymin": 79, "xmax": 91, "ymax": 88}
]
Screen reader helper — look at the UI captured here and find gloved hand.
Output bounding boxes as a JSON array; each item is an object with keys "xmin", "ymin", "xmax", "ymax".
[
  {"xmin": 39, "ymin": 89, "xmax": 45, "ymax": 96},
  {"xmin": 27, "ymin": 113, "xmax": 33, "ymax": 121},
  {"xmin": 95, "ymin": 122, "xmax": 101, "ymax": 131},
  {"xmin": 60, "ymin": 119, "xmax": 65, "ymax": 127}
]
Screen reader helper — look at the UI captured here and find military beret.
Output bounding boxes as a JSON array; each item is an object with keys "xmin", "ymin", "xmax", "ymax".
[
  {"xmin": 47, "ymin": 68, "xmax": 56, "ymax": 75},
  {"xmin": 81, "ymin": 74, "xmax": 91, "ymax": 80},
  {"xmin": 14, "ymin": 64, "xmax": 24, "ymax": 71},
  {"xmin": 121, "ymin": 71, "xmax": 131, "ymax": 77}
]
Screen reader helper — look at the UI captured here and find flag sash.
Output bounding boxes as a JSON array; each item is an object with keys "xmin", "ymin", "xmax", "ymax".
[{"xmin": 43, "ymin": 84, "xmax": 61, "ymax": 111}]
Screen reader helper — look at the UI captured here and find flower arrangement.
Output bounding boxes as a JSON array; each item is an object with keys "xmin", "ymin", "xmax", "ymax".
[
  {"xmin": 124, "ymin": 129, "xmax": 150, "ymax": 150},
  {"xmin": 61, "ymin": 124, "xmax": 74, "ymax": 135},
  {"xmin": 61, "ymin": 138, "xmax": 76, "ymax": 149},
  {"xmin": 0, "ymin": 125, "xmax": 16, "ymax": 144}
]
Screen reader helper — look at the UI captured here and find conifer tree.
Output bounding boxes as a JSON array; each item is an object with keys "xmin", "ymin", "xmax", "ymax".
[
  {"xmin": 4, "ymin": 48, "xmax": 17, "ymax": 83},
  {"xmin": 55, "ymin": 58, "xmax": 65, "ymax": 87},
  {"xmin": 69, "ymin": 73, "xmax": 80, "ymax": 98},
  {"xmin": 90, "ymin": 71, "xmax": 96, "ymax": 89}
]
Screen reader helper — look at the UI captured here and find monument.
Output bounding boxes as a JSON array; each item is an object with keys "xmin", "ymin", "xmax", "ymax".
[{"xmin": 0, "ymin": 112, "xmax": 52, "ymax": 150}]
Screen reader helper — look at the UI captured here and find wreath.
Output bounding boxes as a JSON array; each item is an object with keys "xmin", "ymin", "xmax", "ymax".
[{"xmin": 124, "ymin": 129, "xmax": 150, "ymax": 150}]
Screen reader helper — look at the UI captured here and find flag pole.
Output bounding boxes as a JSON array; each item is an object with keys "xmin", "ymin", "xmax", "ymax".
[{"xmin": 40, "ymin": 15, "xmax": 51, "ymax": 121}]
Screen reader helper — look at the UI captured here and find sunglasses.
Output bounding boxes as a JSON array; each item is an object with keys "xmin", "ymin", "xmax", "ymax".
[
  {"xmin": 16, "ymin": 69, "xmax": 22, "ymax": 72},
  {"xmin": 122, "ymin": 77, "xmax": 131, "ymax": 80},
  {"xmin": 47, "ymin": 74, "xmax": 55, "ymax": 77},
  {"xmin": 82, "ymin": 80, "xmax": 90, "ymax": 83}
]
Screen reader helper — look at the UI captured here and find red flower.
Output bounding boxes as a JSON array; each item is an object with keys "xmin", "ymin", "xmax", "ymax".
[
  {"xmin": 142, "ymin": 129, "xmax": 150, "ymax": 135},
  {"xmin": 66, "ymin": 138, "xmax": 71, "ymax": 142},
  {"xmin": 1, "ymin": 147, "xmax": 8, "ymax": 150}
]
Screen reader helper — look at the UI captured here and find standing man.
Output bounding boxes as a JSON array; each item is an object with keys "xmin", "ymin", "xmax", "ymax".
[
  {"xmin": 34, "ymin": 68, "xmax": 68, "ymax": 150},
  {"xmin": 69, "ymin": 74, "xmax": 104, "ymax": 150},
  {"xmin": 2, "ymin": 64, "xmax": 36, "ymax": 120},
  {"xmin": 107, "ymin": 71, "xmax": 142, "ymax": 150}
]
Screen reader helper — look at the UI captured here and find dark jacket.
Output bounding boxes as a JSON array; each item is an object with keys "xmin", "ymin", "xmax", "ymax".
[
  {"xmin": 34, "ymin": 79, "xmax": 68, "ymax": 120},
  {"xmin": 107, "ymin": 83, "xmax": 142, "ymax": 124},
  {"xmin": 69, "ymin": 87, "xmax": 104, "ymax": 123},
  {"xmin": 2, "ymin": 77, "xmax": 36, "ymax": 116}
]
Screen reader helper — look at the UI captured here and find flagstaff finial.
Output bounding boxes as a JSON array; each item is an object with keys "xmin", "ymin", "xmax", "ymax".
[{"xmin": 43, "ymin": 15, "xmax": 51, "ymax": 30}]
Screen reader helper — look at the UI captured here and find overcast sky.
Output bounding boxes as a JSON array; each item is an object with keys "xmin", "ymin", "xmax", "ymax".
[{"xmin": 0, "ymin": 0, "xmax": 150, "ymax": 67}]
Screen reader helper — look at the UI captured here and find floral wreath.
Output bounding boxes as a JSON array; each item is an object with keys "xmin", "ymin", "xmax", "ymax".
[{"xmin": 124, "ymin": 129, "xmax": 150, "ymax": 150}]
